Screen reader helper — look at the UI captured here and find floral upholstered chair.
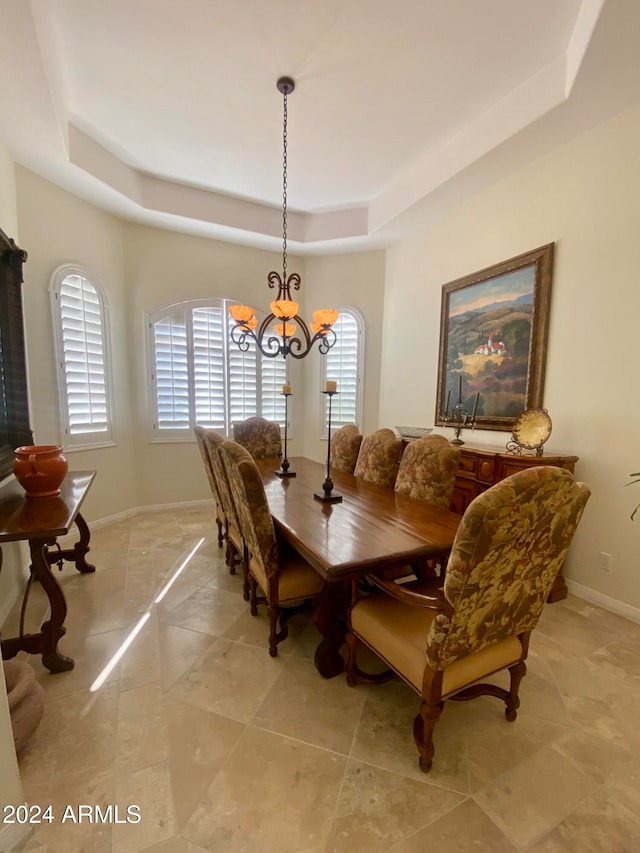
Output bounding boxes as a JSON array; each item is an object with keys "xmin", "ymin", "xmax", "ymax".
[
  {"xmin": 233, "ymin": 416, "xmax": 282, "ymax": 460},
  {"xmin": 204, "ymin": 431, "xmax": 243, "ymax": 577},
  {"xmin": 346, "ymin": 466, "xmax": 591, "ymax": 773},
  {"xmin": 219, "ymin": 440, "xmax": 325, "ymax": 656},
  {"xmin": 193, "ymin": 425, "xmax": 226, "ymax": 549},
  {"xmin": 330, "ymin": 424, "xmax": 363, "ymax": 474},
  {"xmin": 353, "ymin": 428, "xmax": 403, "ymax": 488},
  {"xmin": 395, "ymin": 434, "xmax": 461, "ymax": 508}
]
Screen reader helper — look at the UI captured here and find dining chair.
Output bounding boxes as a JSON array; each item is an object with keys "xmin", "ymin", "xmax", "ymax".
[
  {"xmin": 345, "ymin": 466, "xmax": 591, "ymax": 773},
  {"xmin": 233, "ymin": 416, "xmax": 282, "ymax": 460},
  {"xmin": 219, "ymin": 439, "xmax": 325, "ymax": 656},
  {"xmin": 193, "ymin": 425, "xmax": 226, "ymax": 548},
  {"xmin": 353, "ymin": 428, "xmax": 403, "ymax": 488},
  {"xmin": 330, "ymin": 424, "xmax": 363, "ymax": 474},
  {"xmin": 395, "ymin": 434, "xmax": 461, "ymax": 508},
  {"xmin": 203, "ymin": 430, "xmax": 243, "ymax": 577}
]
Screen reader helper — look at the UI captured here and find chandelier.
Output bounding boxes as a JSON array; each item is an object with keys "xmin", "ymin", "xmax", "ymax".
[{"xmin": 229, "ymin": 77, "xmax": 339, "ymax": 359}]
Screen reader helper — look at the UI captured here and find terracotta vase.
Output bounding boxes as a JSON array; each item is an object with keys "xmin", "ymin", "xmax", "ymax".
[{"xmin": 13, "ymin": 444, "xmax": 68, "ymax": 497}]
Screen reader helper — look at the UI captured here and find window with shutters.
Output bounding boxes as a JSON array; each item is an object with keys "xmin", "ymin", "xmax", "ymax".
[
  {"xmin": 321, "ymin": 307, "xmax": 364, "ymax": 436},
  {"xmin": 51, "ymin": 265, "xmax": 115, "ymax": 450},
  {"xmin": 147, "ymin": 298, "xmax": 287, "ymax": 439}
]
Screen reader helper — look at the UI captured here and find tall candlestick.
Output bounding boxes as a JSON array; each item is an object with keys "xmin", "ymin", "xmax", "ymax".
[
  {"xmin": 445, "ymin": 389, "xmax": 451, "ymax": 417},
  {"xmin": 471, "ymin": 392, "xmax": 479, "ymax": 421},
  {"xmin": 314, "ymin": 389, "xmax": 342, "ymax": 503},
  {"xmin": 458, "ymin": 374, "xmax": 462, "ymax": 402},
  {"xmin": 275, "ymin": 387, "xmax": 295, "ymax": 477}
]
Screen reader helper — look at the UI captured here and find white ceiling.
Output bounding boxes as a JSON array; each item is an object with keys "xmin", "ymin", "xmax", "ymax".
[{"xmin": 1, "ymin": 0, "xmax": 639, "ymax": 252}]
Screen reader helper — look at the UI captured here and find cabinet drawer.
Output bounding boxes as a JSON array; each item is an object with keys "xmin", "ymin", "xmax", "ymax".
[{"xmin": 459, "ymin": 451, "xmax": 495, "ymax": 483}]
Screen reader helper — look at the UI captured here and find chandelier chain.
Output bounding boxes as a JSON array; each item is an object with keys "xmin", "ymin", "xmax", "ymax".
[{"xmin": 282, "ymin": 87, "xmax": 288, "ymax": 283}]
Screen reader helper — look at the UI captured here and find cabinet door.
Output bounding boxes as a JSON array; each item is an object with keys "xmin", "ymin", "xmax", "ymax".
[{"xmin": 450, "ymin": 479, "xmax": 479, "ymax": 515}]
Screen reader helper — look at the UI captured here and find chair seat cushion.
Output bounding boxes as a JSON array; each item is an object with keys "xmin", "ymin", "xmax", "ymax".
[
  {"xmin": 250, "ymin": 548, "xmax": 324, "ymax": 604},
  {"xmin": 351, "ymin": 592, "xmax": 523, "ymax": 696}
]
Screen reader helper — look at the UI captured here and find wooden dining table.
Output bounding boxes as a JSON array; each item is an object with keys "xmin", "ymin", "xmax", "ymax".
[{"xmin": 257, "ymin": 457, "xmax": 461, "ymax": 677}]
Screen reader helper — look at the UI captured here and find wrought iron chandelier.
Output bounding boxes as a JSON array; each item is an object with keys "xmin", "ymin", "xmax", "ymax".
[{"xmin": 229, "ymin": 77, "xmax": 339, "ymax": 359}]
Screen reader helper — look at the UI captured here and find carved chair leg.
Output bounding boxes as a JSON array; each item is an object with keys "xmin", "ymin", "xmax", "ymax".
[
  {"xmin": 505, "ymin": 660, "xmax": 527, "ymax": 721},
  {"xmin": 414, "ymin": 698, "xmax": 444, "ymax": 773},
  {"xmin": 249, "ymin": 575, "xmax": 259, "ymax": 616},
  {"xmin": 225, "ymin": 538, "xmax": 238, "ymax": 572},
  {"xmin": 267, "ymin": 605, "xmax": 279, "ymax": 657},
  {"xmin": 216, "ymin": 518, "xmax": 224, "ymax": 548},
  {"xmin": 242, "ymin": 561, "xmax": 250, "ymax": 601}
]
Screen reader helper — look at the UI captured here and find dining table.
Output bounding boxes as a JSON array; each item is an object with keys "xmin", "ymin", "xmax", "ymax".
[{"xmin": 257, "ymin": 456, "xmax": 461, "ymax": 677}]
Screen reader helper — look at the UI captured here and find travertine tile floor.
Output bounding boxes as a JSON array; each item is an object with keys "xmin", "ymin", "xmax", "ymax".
[{"xmin": 4, "ymin": 506, "xmax": 640, "ymax": 852}]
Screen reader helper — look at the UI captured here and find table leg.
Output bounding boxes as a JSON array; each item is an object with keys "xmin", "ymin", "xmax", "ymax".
[
  {"xmin": 30, "ymin": 538, "xmax": 74, "ymax": 673},
  {"xmin": 47, "ymin": 512, "xmax": 95, "ymax": 574},
  {"xmin": 71, "ymin": 512, "xmax": 95, "ymax": 573},
  {"xmin": 313, "ymin": 581, "xmax": 349, "ymax": 679}
]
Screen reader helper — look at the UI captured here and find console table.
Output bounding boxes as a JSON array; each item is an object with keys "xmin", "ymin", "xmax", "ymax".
[
  {"xmin": 450, "ymin": 444, "xmax": 578, "ymax": 602},
  {"xmin": 0, "ymin": 471, "xmax": 96, "ymax": 672}
]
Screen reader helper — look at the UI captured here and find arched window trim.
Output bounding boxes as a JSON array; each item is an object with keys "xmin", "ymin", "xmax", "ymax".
[
  {"xmin": 50, "ymin": 263, "xmax": 116, "ymax": 451},
  {"xmin": 319, "ymin": 305, "xmax": 365, "ymax": 439}
]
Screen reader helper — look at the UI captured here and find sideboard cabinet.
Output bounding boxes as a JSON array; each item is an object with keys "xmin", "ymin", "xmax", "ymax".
[{"xmin": 450, "ymin": 443, "xmax": 579, "ymax": 602}]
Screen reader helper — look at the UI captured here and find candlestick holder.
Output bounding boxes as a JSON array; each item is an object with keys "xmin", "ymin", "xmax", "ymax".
[
  {"xmin": 275, "ymin": 391, "xmax": 296, "ymax": 477},
  {"xmin": 441, "ymin": 394, "xmax": 477, "ymax": 445},
  {"xmin": 314, "ymin": 390, "xmax": 343, "ymax": 503}
]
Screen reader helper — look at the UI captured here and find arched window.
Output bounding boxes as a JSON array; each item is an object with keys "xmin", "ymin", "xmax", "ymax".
[
  {"xmin": 51, "ymin": 265, "xmax": 114, "ymax": 449},
  {"xmin": 147, "ymin": 298, "xmax": 287, "ymax": 438},
  {"xmin": 321, "ymin": 307, "xmax": 364, "ymax": 435}
]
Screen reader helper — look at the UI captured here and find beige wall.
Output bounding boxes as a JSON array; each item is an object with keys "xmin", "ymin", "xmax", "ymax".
[
  {"xmin": 380, "ymin": 103, "xmax": 640, "ymax": 612},
  {"xmin": 122, "ymin": 222, "xmax": 309, "ymax": 507},
  {"xmin": 13, "ymin": 172, "xmax": 385, "ymax": 512},
  {"xmin": 16, "ymin": 167, "xmax": 138, "ymax": 521},
  {"xmin": 302, "ymin": 251, "xmax": 386, "ymax": 462}
]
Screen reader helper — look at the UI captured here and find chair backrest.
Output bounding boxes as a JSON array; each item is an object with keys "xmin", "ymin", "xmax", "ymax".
[
  {"xmin": 330, "ymin": 424, "xmax": 363, "ymax": 474},
  {"xmin": 194, "ymin": 425, "xmax": 222, "ymax": 507},
  {"xmin": 426, "ymin": 466, "xmax": 591, "ymax": 670},
  {"xmin": 204, "ymin": 430, "xmax": 241, "ymax": 532},
  {"xmin": 353, "ymin": 428, "xmax": 403, "ymax": 488},
  {"xmin": 219, "ymin": 440, "xmax": 278, "ymax": 577},
  {"xmin": 395, "ymin": 434, "xmax": 461, "ymax": 508},
  {"xmin": 233, "ymin": 416, "xmax": 282, "ymax": 459}
]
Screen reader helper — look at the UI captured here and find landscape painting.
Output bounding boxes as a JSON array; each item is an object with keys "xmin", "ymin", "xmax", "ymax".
[{"xmin": 435, "ymin": 244, "xmax": 554, "ymax": 432}]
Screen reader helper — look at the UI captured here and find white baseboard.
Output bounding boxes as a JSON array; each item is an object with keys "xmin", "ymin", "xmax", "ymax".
[
  {"xmin": 89, "ymin": 498, "xmax": 213, "ymax": 529},
  {"xmin": 566, "ymin": 579, "xmax": 640, "ymax": 624}
]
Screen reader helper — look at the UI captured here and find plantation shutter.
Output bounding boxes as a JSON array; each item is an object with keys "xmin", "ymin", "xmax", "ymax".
[
  {"xmin": 153, "ymin": 314, "xmax": 189, "ymax": 429},
  {"xmin": 149, "ymin": 299, "xmax": 289, "ymax": 435},
  {"xmin": 192, "ymin": 306, "xmax": 225, "ymax": 429},
  {"xmin": 324, "ymin": 311, "xmax": 360, "ymax": 427},
  {"xmin": 228, "ymin": 337, "xmax": 258, "ymax": 427},
  {"xmin": 57, "ymin": 274, "xmax": 110, "ymax": 437},
  {"xmin": 260, "ymin": 354, "xmax": 287, "ymax": 424}
]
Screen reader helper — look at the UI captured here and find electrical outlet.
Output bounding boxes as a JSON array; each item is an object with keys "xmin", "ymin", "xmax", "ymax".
[{"xmin": 598, "ymin": 552, "xmax": 612, "ymax": 572}]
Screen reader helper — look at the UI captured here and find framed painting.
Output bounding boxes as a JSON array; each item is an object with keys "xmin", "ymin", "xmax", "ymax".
[{"xmin": 435, "ymin": 243, "xmax": 554, "ymax": 432}]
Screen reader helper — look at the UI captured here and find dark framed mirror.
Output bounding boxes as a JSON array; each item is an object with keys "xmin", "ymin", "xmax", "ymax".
[{"xmin": 0, "ymin": 227, "xmax": 33, "ymax": 480}]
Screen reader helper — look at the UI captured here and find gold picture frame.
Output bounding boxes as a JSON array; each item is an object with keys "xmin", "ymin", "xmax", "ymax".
[{"xmin": 435, "ymin": 243, "xmax": 555, "ymax": 432}]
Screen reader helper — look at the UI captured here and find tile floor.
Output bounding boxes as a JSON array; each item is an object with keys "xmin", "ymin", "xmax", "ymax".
[{"xmin": 4, "ymin": 506, "xmax": 640, "ymax": 852}]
